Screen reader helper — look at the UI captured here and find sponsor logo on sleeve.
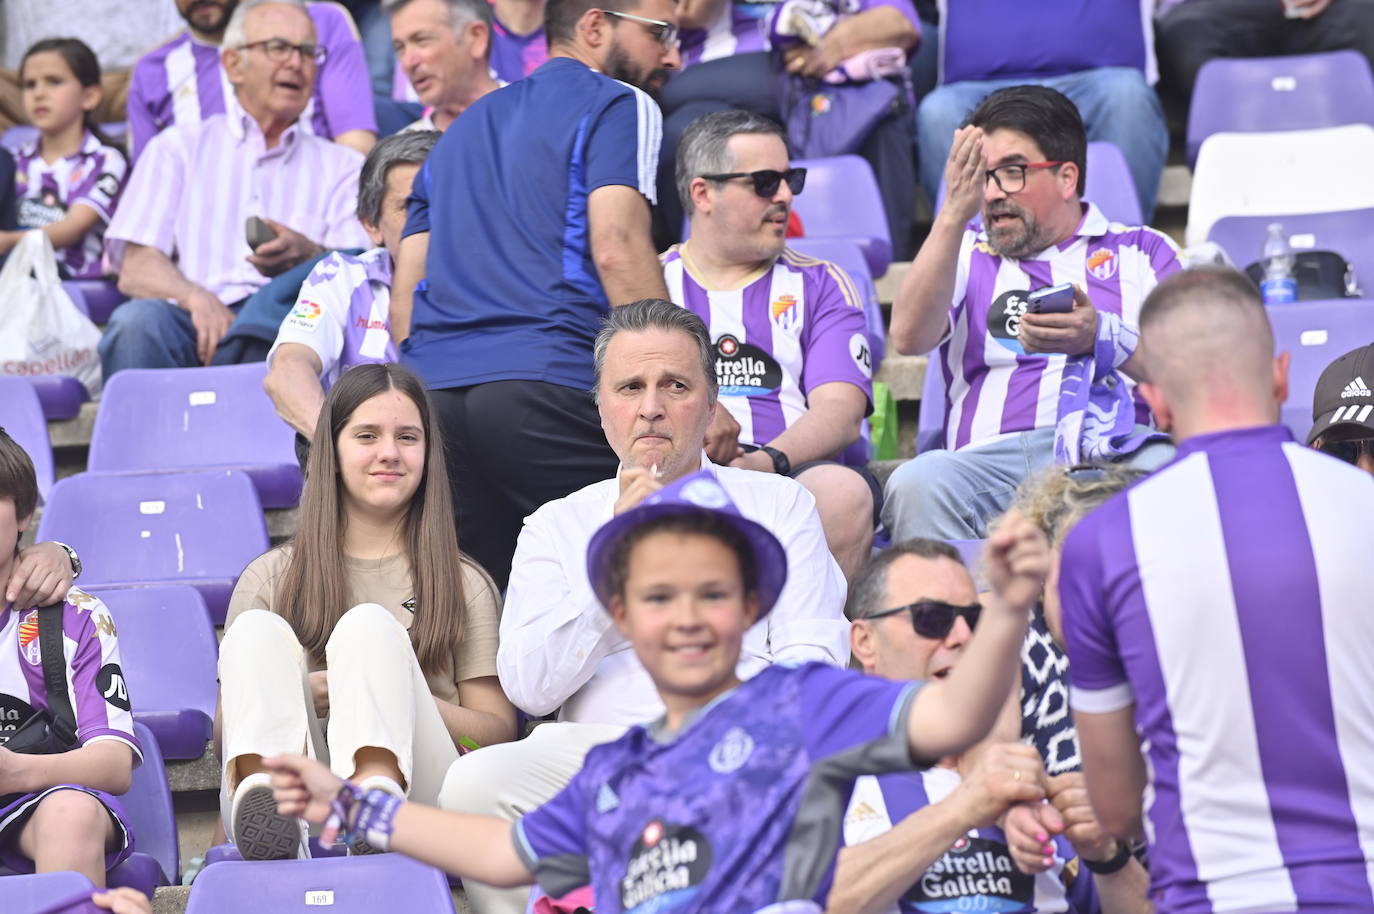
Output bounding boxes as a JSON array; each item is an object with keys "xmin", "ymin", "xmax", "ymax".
[
  {"xmin": 849, "ymin": 333, "xmax": 873, "ymax": 378},
  {"xmin": 285, "ymin": 299, "xmax": 324, "ymax": 333},
  {"xmin": 621, "ymin": 820, "xmax": 712, "ymax": 914},
  {"xmin": 95, "ymin": 173, "xmax": 120, "ymax": 200},
  {"xmin": 97, "ymin": 663, "xmax": 131, "ymax": 711}
]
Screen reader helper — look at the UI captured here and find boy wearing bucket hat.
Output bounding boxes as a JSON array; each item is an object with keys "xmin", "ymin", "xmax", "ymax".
[{"xmin": 262, "ymin": 471, "xmax": 1048, "ymax": 913}]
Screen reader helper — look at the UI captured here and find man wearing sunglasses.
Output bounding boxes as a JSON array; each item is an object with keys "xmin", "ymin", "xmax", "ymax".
[
  {"xmin": 663, "ymin": 110, "xmax": 879, "ymax": 580},
  {"xmin": 1307, "ymin": 342, "xmax": 1374, "ymax": 476}
]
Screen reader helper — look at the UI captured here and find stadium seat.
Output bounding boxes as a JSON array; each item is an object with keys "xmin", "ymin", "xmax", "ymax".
[
  {"xmin": 1207, "ymin": 209, "xmax": 1374, "ymax": 295},
  {"xmin": 0, "ymin": 377, "xmax": 55, "ymax": 501},
  {"xmin": 1186, "ymin": 125, "xmax": 1374, "ymax": 246},
  {"xmin": 917, "ymin": 360, "xmax": 945, "ymax": 455},
  {"xmin": 947, "ymin": 539, "xmax": 985, "ymax": 579},
  {"xmin": 26, "ymin": 375, "xmax": 90, "ymax": 421},
  {"xmin": 1186, "ymin": 50, "xmax": 1374, "ymax": 167},
  {"xmin": 786, "ymin": 236, "xmax": 886, "ymax": 369},
  {"xmin": 86, "ymin": 586, "xmax": 218, "ymax": 760},
  {"xmin": 63, "ymin": 280, "xmax": 127, "ymax": 324},
  {"xmin": 0, "ymin": 124, "xmax": 38, "ymax": 153},
  {"xmin": 791, "ymin": 155, "xmax": 893, "ymax": 277},
  {"xmin": 36, "ymin": 470, "xmax": 270, "ymax": 624},
  {"xmin": 1267, "ymin": 299, "xmax": 1374, "ymax": 439},
  {"xmin": 0, "ymin": 871, "xmax": 102, "ymax": 913},
  {"xmin": 87, "ymin": 363, "xmax": 303, "ymax": 509},
  {"xmin": 185, "ymin": 853, "xmax": 457, "ymax": 914}
]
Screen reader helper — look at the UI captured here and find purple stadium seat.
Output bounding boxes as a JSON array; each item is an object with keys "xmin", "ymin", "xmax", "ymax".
[
  {"xmin": 917, "ymin": 359, "xmax": 945, "ymax": 455},
  {"xmin": 947, "ymin": 539, "xmax": 985, "ymax": 579},
  {"xmin": 1187, "ymin": 50, "xmax": 1374, "ymax": 167},
  {"xmin": 62, "ymin": 280, "xmax": 127, "ymax": 324},
  {"xmin": 790, "ymin": 155, "xmax": 892, "ymax": 277},
  {"xmin": 936, "ymin": 142, "xmax": 1142, "ymax": 227},
  {"xmin": 25, "ymin": 375, "xmax": 89, "ymax": 421},
  {"xmin": 86, "ymin": 586, "xmax": 217, "ymax": 760},
  {"xmin": 35, "ymin": 470, "xmax": 270, "ymax": 624},
  {"xmin": 1207, "ymin": 209, "xmax": 1374, "ymax": 295},
  {"xmin": 0, "ymin": 871, "xmax": 102, "ymax": 914},
  {"xmin": 185, "ymin": 854, "xmax": 456, "ymax": 914},
  {"xmin": 786, "ymin": 237, "xmax": 886, "ymax": 369},
  {"xmin": 1268, "ymin": 299, "xmax": 1374, "ymax": 439},
  {"xmin": 0, "ymin": 125, "xmax": 38, "ymax": 153},
  {"xmin": 0, "ymin": 377, "xmax": 55, "ymax": 501},
  {"xmin": 87, "ymin": 363, "xmax": 303, "ymax": 509},
  {"xmin": 203, "ymin": 837, "xmax": 346, "ymax": 867}
]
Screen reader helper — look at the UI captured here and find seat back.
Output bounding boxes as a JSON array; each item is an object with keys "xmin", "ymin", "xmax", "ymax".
[
  {"xmin": 1187, "ymin": 125, "xmax": 1374, "ymax": 246},
  {"xmin": 0, "ymin": 871, "xmax": 100, "ymax": 913},
  {"xmin": 124, "ymin": 721, "xmax": 179, "ymax": 885},
  {"xmin": 791, "ymin": 155, "xmax": 892, "ymax": 276},
  {"xmin": 87, "ymin": 364, "xmax": 302, "ymax": 508},
  {"xmin": 1187, "ymin": 50, "xmax": 1374, "ymax": 166},
  {"xmin": 785, "ymin": 237, "xmax": 886, "ymax": 369},
  {"xmin": 25, "ymin": 375, "xmax": 89, "ymax": 421},
  {"xmin": 185, "ymin": 854, "xmax": 457, "ymax": 914},
  {"xmin": 0, "ymin": 377, "xmax": 55, "ymax": 501},
  {"xmin": 1268, "ymin": 299, "xmax": 1374, "ymax": 439},
  {"xmin": 1207, "ymin": 209, "xmax": 1374, "ymax": 296}
]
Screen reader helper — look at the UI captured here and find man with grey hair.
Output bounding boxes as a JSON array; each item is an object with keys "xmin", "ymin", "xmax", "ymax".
[
  {"xmin": 386, "ymin": 0, "xmax": 502, "ymax": 131},
  {"xmin": 265, "ymin": 130, "xmax": 441, "ymax": 440},
  {"xmin": 437, "ymin": 297, "xmax": 848, "ymax": 914},
  {"xmin": 666, "ymin": 109, "xmax": 879, "ymax": 580}
]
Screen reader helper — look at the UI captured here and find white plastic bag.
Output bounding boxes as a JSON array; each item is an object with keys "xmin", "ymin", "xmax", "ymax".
[{"xmin": 0, "ymin": 231, "xmax": 103, "ymax": 398}]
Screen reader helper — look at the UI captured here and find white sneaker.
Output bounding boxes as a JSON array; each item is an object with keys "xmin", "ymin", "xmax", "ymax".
[
  {"xmin": 347, "ymin": 775, "xmax": 406, "ymax": 856},
  {"xmin": 231, "ymin": 772, "xmax": 308, "ymax": 861}
]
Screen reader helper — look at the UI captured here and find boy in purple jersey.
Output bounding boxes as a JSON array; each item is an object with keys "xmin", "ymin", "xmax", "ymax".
[
  {"xmin": 0, "ymin": 431, "xmax": 142, "ymax": 887},
  {"xmin": 263, "ymin": 469, "xmax": 1047, "ymax": 913}
]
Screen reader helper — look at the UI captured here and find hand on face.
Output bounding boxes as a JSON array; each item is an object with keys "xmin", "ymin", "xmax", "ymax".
[
  {"xmin": 942, "ymin": 126, "xmax": 986, "ymax": 227},
  {"xmin": 1019, "ymin": 283, "xmax": 1099, "ymax": 357}
]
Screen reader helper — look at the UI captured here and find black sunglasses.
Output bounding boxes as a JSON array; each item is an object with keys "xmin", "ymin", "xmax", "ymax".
[
  {"xmin": 1318, "ymin": 437, "xmax": 1374, "ymax": 465},
  {"xmin": 864, "ymin": 599, "xmax": 981, "ymax": 640},
  {"xmin": 699, "ymin": 167, "xmax": 807, "ymax": 198}
]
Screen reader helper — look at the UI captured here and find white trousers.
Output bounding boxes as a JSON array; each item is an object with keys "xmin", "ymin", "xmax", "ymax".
[
  {"xmin": 218, "ymin": 604, "xmax": 461, "ymax": 830},
  {"xmin": 438, "ymin": 721, "xmax": 627, "ymax": 914}
]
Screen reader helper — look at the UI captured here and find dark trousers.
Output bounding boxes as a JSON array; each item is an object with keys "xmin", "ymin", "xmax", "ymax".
[
  {"xmin": 1156, "ymin": 0, "xmax": 1374, "ymax": 100},
  {"xmin": 431, "ymin": 380, "xmax": 620, "ymax": 591},
  {"xmin": 654, "ymin": 51, "xmax": 920, "ymax": 259}
]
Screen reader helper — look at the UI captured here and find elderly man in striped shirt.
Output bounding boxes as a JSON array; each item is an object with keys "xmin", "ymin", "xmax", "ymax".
[
  {"xmin": 884, "ymin": 85, "xmax": 1180, "ymax": 543},
  {"xmin": 99, "ymin": 0, "xmax": 369, "ymax": 376}
]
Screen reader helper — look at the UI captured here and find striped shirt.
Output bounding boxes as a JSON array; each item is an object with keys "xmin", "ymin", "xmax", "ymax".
[
  {"xmin": 663, "ymin": 245, "xmax": 873, "ymax": 458},
  {"xmin": 0, "ymin": 588, "xmax": 141, "ymax": 764},
  {"xmin": 269, "ymin": 247, "xmax": 398, "ymax": 387},
  {"xmin": 125, "ymin": 1, "xmax": 377, "ymax": 162},
  {"xmin": 938, "ymin": 203, "xmax": 1180, "ymax": 451},
  {"xmin": 105, "ymin": 103, "xmax": 368, "ymax": 305},
  {"xmin": 14, "ymin": 130, "xmax": 126, "ymax": 279},
  {"xmin": 1060, "ymin": 424, "xmax": 1374, "ymax": 913}
]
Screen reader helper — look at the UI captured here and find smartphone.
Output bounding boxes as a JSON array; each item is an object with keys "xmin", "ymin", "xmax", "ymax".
[
  {"xmin": 245, "ymin": 216, "xmax": 277, "ymax": 252},
  {"xmin": 1027, "ymin": 283, "xmax": 1075, "ymax": 315}
]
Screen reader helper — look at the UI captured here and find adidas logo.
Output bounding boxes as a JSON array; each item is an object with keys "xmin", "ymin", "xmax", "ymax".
[
  {"xmin": 845, "ymin": 801, "xmax": 881, "ymax": 825},
  {"xmin": 1342, "ymin": 376, "xmax": 1372, "ymax": 399}
]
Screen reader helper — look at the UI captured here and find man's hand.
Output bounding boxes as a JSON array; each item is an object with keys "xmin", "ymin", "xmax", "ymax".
[
  {"xmin": 246, "ymin": 219, "xmax": 323, "ymax": 278},
  {"xmin": 1019, "ymin": 284, "xmax": 1099, "ymax": 357},
  {"xmin": 614, "ymin": 465, "xmax": 664, "ymax": 515},
  {"xmin": 1046, "ymin": 772, "xmax": 1118, "ymax": 863},
  {"xmin": 263, "ymin": 753, "xmax": 347, "ymax": 841},
  {"xmin": 730, "ymin": 449, "xmax": 774, "ymax": 473},
  {"xmin": 703, "ymin": 402, "xmax": 742, "ymax": 464},
  {"xmin": 783, "ymin": 42, "xmax": 840, "ymax": 79},
  {"xmin": 6, "ymin": 542, "xmax": 73, "ymax": 606},
  {"xmin": 308, "ymin": 670, "xmax": 330, "ymax": 718},
  {"xmin": 182, "ymin": 287, "xmax": 236, "ymax": 365},
  {"xmin": 982, "ymin": 509, "xmax": 1050, "ymax": 612},
  {"xmin": 91, "ymin": 887, "xmax": 153, "ymax": 914},
  {"xmin": 942, "ymin": 125, "xmax": 986, "ymax": 227},
  {"xmin": 948, "ymin": 743, "xmax": 1047, "ymax": 828}
]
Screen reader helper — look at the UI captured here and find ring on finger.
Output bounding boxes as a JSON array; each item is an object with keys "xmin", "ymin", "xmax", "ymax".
[{"xmin": 1013, "ymin": 769, "xmax": 1022, "ymax": 782}]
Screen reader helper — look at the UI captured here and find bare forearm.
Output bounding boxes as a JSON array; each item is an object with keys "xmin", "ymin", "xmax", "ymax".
[
  {"xmin": 40, "ymin": 203, "xmax": 102, "ymax": 251},
  {"xmin": 824, "ymin": 7, "xmax": 919, "ymax": 57},
  {"xmin": 828, "ymin": 800, "xmax": 967, "ymax": 914},
  {"xmin": 764, "ymin": 399, "xmax": 862, "ymax": 463},
  {"xmin": 891, "ymin": 213, "xmax": 964, "ymax": 354},
  {"xmin": 387, "ymin": 803, "xmax": 533, "ymax": 887},
  {"xmin": 10, "ymin": 741, "xmax": 132, "ymax": 794},
  {"xmin": 334, "ymin": 129, "xmax": 377, "ymax": 156},
  {"xmin": 597, "ymin": 232, "xmax": 669, "ymax": 307},
  {"xmin": 264, "ymin": 352, "xmax": 327, "ymax": 437},
  {"xmin": 118, "ymin": 244, "xmax": 200, "ymax": 304},
  {"xmin": 390, "ymin": 233, "xmax": 428, "ymax": 343},
  {"xmin": 1093, "ymin": 859, "xmax": 1153, "ymax": 914},
  {"xmin": 434, "ymin": 696, "xmax": 518, "ymax": 751}
]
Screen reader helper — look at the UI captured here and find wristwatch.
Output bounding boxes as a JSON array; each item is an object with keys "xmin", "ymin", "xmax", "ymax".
[
  {"xmin": 1083, "ymin": 840, "xmax": 1133, "ymax": 875},
  {"xmin": 760, "ymin": 445, "xmax": 791, "ymax": 476},
  {"xmin": 51, "ymin": 541, "xmax": 82, "ymax": 580}
]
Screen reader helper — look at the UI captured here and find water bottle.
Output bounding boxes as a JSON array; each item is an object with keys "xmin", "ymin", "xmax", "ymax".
[{"xmin": 1260, "ymin": 223, "xmax": 1297, "ymax": 305}]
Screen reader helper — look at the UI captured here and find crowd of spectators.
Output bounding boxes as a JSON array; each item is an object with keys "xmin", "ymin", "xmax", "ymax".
[{"xmin": 3, "ymin": 0, "xmax": 1374, "ymax": 912}]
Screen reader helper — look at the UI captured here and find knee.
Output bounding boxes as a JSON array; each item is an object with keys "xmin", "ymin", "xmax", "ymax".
[
  {"xmin": 917, "ymin": 87, "xmax": 981, "ymax": 135},
  {"xmin": 328, "ymin": 603, "xmax": 405, "ymax": 651},
  {"xmin": 101, "ymin": 298, "xmax": 165, "ymax": 335},
  {"xmin": 28, "ymin": 791, "xmax": 110, "ymax": 848},
  {"xmin": 799, "ymin": 466, "xmax": 874, "ymax": 532},
  {"xmin": 884, "ymin": 451, "xmax": 962, "ymax": 506},
  {"xmin": 438, "ymin": 744, "xmax": 517, "ymax": 815},
  {"xmin": 1082, "ymin": 67, "xmax": 1156, "ymax": 107},
  {"xmin": 221, "ymin": 609, "xmax": 297, "ymax": 654}
]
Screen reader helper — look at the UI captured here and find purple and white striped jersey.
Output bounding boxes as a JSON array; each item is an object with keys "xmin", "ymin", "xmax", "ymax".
[
  {"xmin": 938, "ymin": 204, "xmax": 1180, "ymax": 451},
  {"xmin": 679, "ymin": 3, "xmax": 772, "ymax": 68},
  {"xmin": 125, "ymin": 1, "xmax": 377, "ymax": 162},
  {"xmin": 1060, "ymin": 425, "xmax": 1374, "ymax": 914},
  {"xmin": 663, "ymin": 245, "xmax": 873, "ymax": 451},
  {"xmin": 0, "ymin": 588, "xmax": 141, "ymax": 764},
  {"xmin": 269, "ymin": 247, "xmax": 398, "ymax": 387},
  {"xmin": 13, "ymin": 131, "xmax": 126, "ymax": 280}
]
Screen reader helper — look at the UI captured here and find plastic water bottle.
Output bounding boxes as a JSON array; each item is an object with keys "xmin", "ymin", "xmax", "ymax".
[{"xmin": 1261, "ymin": 223, "xmax": 1297, "ymax": 304}]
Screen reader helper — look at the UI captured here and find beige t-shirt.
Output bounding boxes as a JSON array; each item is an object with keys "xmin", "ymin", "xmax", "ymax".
[{"xmin": 225, "ymin": 547, "xmax": 501, "ymax": 702}]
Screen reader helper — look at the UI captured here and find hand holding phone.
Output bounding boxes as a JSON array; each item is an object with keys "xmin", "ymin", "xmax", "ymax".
[
  {"xmin": 1027, "ymin": 283, "xmax": 1075, "ymax": 315},
  {"xmin": 245, "ymin": 216, "xmax": 277, "ymax": 252}
]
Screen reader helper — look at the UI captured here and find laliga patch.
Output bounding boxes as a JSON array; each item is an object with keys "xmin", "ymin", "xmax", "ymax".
[
  {"xmin": 905, "ymin": 835, "xmax": 1035, "ymax": 913},
  {"xmin": 621, "ymin": 820, "xmax": 712, "ymax": 914},
  {"xmin": 18, "ymin": 609, "xmax": 40, "ymax": 666},
  {"xmin": 715, "ymin": 334, "xmax": 782, "ymax": 398},
  {"xmin": 708, "ymin": 727, "xmax": 754, "ymax": 774},
  {"xmin": 95, "ymin": 173, "xmax": 121, "ymax": 200},
  {"xmin": 0, "ymin": 694, "xmax": 38, "ymax": 743},
  {"xmin": 285, "ymin": 299, "xmax": 324, "ymax": 333},
  {"xmin": 97, "ymin": 663, "xmax": 131, "ymax": 712},
  {"xmin": 987, "ymin": 289, "xmax": 1032, "ymax": 355},
  {"xmin": 1087, "ymin": 248, "xmax": 1118, "ymax": 281},
  {"xmin": 849, "ymin": 333, "xmax": 873, "ymax": 378}
]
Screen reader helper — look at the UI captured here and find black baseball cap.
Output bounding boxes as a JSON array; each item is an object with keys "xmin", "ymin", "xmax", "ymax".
[{"xmin": 1308, "ymin": 343, "xmax": 1374, "ymax": 444}]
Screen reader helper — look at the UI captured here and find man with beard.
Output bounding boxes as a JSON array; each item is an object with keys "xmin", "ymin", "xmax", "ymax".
[
  {"xmin": 126, "ymin": 0, "xmax": 377, "ymax": 160},
  {"xmin": 883, "ymin": 85, "xmax": 1181, "ymax": 542},
  {"xmin": 388, "ymin": 0, "xmax": 679, "ymax": 590}
]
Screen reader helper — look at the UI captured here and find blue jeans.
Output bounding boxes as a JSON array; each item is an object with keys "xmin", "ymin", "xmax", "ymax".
[
  {"xmin": 880, "ymin": 426, "xmax": 1175, "ymax": 542},
  {"xmin": 916, "ymin": 67, "xmax": 1168, "ymax": 220},
  {"xmin": 98, "ymin": 298, "xmax": 244, "ymax": 376}
]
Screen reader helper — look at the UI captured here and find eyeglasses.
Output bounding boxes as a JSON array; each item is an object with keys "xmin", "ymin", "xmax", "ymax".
[
  {"xmin": 864, "ymin": 599, "xmax": 981, "ymax": 641},
  {"xmin": 239, "ymin": 39, "xmax": 328, "ymax": 67},
  {"xmin": 985, "ymin": 161, "xmax": 1064, "ymax": 194},
  {"xmin": 601, "ymin": 10, "xmax": 680, "ymax": 47},
  {"xmin": 700, "ymin": 167, "xmax": 807, "ymax": 198},
  {"xmin": 1318, "ymin": 437, "xmax": 1374, "ymax": 465}
]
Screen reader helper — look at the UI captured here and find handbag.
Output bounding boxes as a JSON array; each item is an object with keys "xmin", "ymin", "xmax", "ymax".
[
  {"xmin": 0, "ymin": 231, "xmax": 104, "ymax": 398},
  {"xmin": 1, "ymin": 603, "xmax": 80, "ymax": 756},
  {"xmin": 776, "ymin": 63, "xmax": 906, "ymax": 159}
]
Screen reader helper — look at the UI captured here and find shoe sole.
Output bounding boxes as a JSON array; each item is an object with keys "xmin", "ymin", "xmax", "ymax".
[{"xmin": 234, "ymin": 785, "xmax": 301, "ymax": 861}]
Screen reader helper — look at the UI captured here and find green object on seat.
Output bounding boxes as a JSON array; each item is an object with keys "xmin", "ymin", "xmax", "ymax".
[{"xmin": 869, "ymin": 381, "xmax": 899, "ymax": 460}]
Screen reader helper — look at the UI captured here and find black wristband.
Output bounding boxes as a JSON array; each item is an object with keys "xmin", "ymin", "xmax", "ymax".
[
  {"xmin": 760, "ymin": 445, "xmax": 791, "ymax": 476},
  {"xmin": 1083, "ymin": 840, "xmax": 1133, "ymax": 875}
]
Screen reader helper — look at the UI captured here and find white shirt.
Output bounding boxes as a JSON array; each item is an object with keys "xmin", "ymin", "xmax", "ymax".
[{"xmin": 498, "ymin": 457, "xmax": 850, "ymax": 727}]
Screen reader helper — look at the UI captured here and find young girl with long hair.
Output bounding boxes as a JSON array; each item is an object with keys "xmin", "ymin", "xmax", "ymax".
[{"xmin": 217, "ymin": 363, "xmax": 516, "ymax": 860}]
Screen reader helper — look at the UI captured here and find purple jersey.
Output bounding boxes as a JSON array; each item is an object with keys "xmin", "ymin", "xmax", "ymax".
[
  {"xmin": 126, "ymin": 1, "xmax": 377, "ymax": 161},
  {"xmin": 515, "ymin": 663, "xmax": 923, "ymax": 913},
  {"xmin": 664, "ymin": 246, "xmax": 873, "ymax": 455},
  {"xmin": 843, "ymin": 768, "xmax": 1097, "ymax": 914},
  {"xmin": 938, "ymin": 203, "xmax": 1180, "ymax": 451},
  {"xmin": 490, "ymin": 13, "xmax": 547, "ymax": 83},
  {"xmin": 1060, "ymin": 425, "xmax": 1374, "ymax": 913},
  {"xmin": 13, "ymin": 131, "xmax": 126, "ymax": 279}
]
